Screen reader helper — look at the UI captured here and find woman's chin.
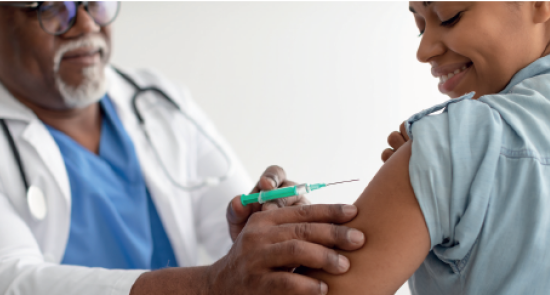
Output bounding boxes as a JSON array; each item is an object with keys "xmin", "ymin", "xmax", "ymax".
[{"xmin": 447, "ymin": 86, "xmax": 477, "ymax": 99}]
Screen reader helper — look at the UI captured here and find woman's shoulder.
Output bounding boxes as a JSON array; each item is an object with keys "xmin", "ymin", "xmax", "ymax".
[
  {"xmin": 480, "ymin": 74, "xmax": 550, "ymax": 158},
  {"xmin": 408, "ymin": 74, "xmax": 550, "ymax": 293},
  {"xmin": 407, "ymin": 92, "xmax": 503, "ymax": 157},
  {"xmin": 407, "ymin": 94, "xmax": 504, "ymax": 261}
]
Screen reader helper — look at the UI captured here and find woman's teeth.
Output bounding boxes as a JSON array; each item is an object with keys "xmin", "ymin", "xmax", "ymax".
[{"xmin": 439, "ymin": 65, "xmax": 468, "ymax": 83}]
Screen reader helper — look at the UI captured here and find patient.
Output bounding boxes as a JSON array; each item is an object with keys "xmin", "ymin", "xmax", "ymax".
[{"xmin": 303, "ymin": 2, "xmax": 550, "ymax": 294}]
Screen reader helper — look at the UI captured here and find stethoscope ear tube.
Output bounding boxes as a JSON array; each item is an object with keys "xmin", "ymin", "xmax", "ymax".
[
  {"xmin": 113, "ymin": 66, "xmax": 234, "ymax": 191},
  {"xmin": 1, "ymin": 119, "xmax": 47, "ymax": 220}
]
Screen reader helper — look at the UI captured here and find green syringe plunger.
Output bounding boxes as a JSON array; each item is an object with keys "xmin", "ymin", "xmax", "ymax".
[{"xmin": 240, "ymin": 179, "xmax": 359, "ymax": 206}]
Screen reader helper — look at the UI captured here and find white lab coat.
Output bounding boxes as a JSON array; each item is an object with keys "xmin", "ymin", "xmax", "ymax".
[{"xmin": 0, "ymin": 67, "xmax": 253, "ymax": 295}]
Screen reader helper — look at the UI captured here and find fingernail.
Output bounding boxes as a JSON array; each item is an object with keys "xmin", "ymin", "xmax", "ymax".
[
  {"xmin": 338, "ymin": 255, "xmax": 350, "ymax": 272},
  {"xmin": 228, "ymin": 201, "xmax": 237, "ymax": 218},
  {"xmin": 348, "ymin": 229, "xmax": 365, "ymax": 245},
  {"xmin": 320, "ymin": 281, "xmax": 328, "ymax": 295},
  {"xmin": 270, "ymin": 174, "xmax": 279, "ymax": 188},
  {"xmin": 343, "ymin": 205, "xmax": 357, "ymax": 216}
]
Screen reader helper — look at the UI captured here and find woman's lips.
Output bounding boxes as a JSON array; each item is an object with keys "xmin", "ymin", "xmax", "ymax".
[{"xmin": 438, "ymin": 63, "xmax": 472, "ymax": 94}]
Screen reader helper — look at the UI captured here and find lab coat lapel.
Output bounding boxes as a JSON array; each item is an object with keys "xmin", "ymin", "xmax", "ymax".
[
  {"xmin": 0, "ymin": 83, "xmax": 71, "ymax": 262},
  {"xmin": 105, "ymin": 67, "xmax": 197, "ymax": 267},
  {"xmin": 20, "ymin": 121, "xmax": 71, "ymax": 205},
  {"xmin": 0, "ymin": 83, "xmax": 71, "ymax": 206}
]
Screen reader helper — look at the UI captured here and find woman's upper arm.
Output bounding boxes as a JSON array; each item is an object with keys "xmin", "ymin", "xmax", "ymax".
[{"xmin": 306, "ymin": 141, "xmax": 430, "ymax": 294}]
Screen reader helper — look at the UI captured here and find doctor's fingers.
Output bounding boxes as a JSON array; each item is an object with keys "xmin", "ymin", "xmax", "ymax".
[
  {"xmin": 262, "ymin": 179, "xmax": 311, "ymax": 211},
  {"xmin": 252, "ymin": 204, "xmax": 358, "ymax": 226},
  {"xmin": 268, "ymin": 222, "xmax": 365, "ymax": 251},
  {"xmin": 262, "ymin": 194, "xmax": 311, "ymax": 211},
  {"xmin": 227, "ymin": 196, "xmax": 262, "ymax": 241},
  {"xmin": 264, "ymin": 240, "xmax": 350, "ymax": 275},
  {"xmin": 227, "ymin": 196, "xmax": 262, "ymax": 225},
  {"xmin": 259, "ymin": 272, "xmax": 328, "ymax": 295},
  {"xmin": 252, "ymin": 165, "xmax": 288, "ymax": 193}
]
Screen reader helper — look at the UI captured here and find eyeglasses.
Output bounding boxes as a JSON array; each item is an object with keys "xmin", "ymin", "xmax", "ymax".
[{"xmin": 0, "ymin": 2, "xmax": 120, "ymax": 35}]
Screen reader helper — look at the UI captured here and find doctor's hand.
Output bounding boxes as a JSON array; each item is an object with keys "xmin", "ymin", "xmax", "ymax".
[
  {"xmin": 381, "ymin": 121, "xmax": 409, "ymax": 163},
  {"xmin": 131, "ymin": 204, "xmax": 364, "ymax": 295},
  {"xmin": 208, "ymin": 204, "xmax": 365, "ymax": 295},
  {"xmin": 227, "ymin": 165, "xmax": 310, "ymax": 242}
]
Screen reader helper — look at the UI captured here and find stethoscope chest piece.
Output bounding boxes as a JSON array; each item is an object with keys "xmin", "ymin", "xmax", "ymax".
[{"xmin": 27, "ymin": 186, "xmax": 46, "ymax": 220}]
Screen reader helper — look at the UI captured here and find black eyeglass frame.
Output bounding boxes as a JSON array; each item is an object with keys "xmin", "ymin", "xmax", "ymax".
[{"xmin": 0, "ymin": 1, "xmax": 120, "ymax": 36}]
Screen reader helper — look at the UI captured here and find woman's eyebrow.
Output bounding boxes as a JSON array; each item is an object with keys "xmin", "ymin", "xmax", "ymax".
[{"xmin": 409, "ymin": 1, "xmax": 432, "ymax": 13}]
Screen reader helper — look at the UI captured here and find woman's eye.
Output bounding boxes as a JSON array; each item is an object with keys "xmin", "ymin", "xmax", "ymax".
[
  {"xmin": 417, "ymin": 11, "xmax": 461, "ymax": 37},
  {"xmin": 440, "ymin": 12, "xmax": 462, "ymax": 27}
]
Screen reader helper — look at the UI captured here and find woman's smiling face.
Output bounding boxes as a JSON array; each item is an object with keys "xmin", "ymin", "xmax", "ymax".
[{"xmin": 410, "ymin": 2, "xmax": 550, "ymax": 99}]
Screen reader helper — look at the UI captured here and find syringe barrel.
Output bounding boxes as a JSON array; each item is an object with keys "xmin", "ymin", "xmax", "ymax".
[
  {"xmin": 240, "ymin": 184, "xmax": 311, "ymax": 206},
  {"xmin": 258, "ymin": 186, "xmax": 297, "ymax": 203},
  {"xmin": 294, "ymin": 183, "xmax": 311, "ymax": 195}
]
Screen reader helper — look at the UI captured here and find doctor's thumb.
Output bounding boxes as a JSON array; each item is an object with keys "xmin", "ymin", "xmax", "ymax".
[{"xmin": 227, "ymin": 196, "xmax": 261, "ymax": 241}]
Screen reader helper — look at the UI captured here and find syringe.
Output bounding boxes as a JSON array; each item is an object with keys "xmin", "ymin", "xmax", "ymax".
[{"xmin": 240, "ymin": 179, "xmax": 360, "ymax": 206}]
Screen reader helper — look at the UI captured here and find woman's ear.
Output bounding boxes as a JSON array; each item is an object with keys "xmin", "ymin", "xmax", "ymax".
[{"xmin": 533, "ymin": 2, "xmax": 550, "ymax": 24}]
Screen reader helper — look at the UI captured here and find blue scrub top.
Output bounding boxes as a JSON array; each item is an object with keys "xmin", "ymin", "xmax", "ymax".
[{"xmin": 47, "ymin": 96, "xmax": 178, "ymax": 270}]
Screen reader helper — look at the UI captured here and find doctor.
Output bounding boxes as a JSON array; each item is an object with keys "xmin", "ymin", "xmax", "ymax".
[{"xmin": 0, "ymin": 2, "xmax": 366, "ymax": 295}]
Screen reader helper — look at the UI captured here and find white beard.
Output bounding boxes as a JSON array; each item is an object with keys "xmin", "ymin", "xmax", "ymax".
[
  {"xmin": 53, "ymin": 35, "xmax": 109, "ymax": 109},
  {"xmin": 55, "ymin": 65, "xmax": 108, "ymax": 109}
]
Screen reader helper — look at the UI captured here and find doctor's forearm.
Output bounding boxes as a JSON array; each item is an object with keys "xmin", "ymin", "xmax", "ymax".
[{"xmin": 130, "ymin": 266, "xmax": 211, "ymax": 295}]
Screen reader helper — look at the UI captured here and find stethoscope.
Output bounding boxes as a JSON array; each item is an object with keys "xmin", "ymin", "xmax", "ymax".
[{"xmin": 0, "ymin": 67, "xmax": 233, "ymax": 220}]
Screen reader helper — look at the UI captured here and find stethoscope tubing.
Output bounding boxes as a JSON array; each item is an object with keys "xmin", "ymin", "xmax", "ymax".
[
  {"xmin": 0, "ymin": 118, "xmax": 47, "ymax": 220},
  {"xmin": 113, "ymin": 66, "xmax": 233, "ymax": 190},
  {"xmin": 0, "ymin": 67, "xmax": 233, "ymax": 218},
  {"xmin": 0, "ymin": 118, "xmax": 29, "ymax": 192}
]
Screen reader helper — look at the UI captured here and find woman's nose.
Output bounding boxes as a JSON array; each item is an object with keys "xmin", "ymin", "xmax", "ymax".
[{"xmin": 416, "ymin": 29, "xmax": 446, "ymax": 63}]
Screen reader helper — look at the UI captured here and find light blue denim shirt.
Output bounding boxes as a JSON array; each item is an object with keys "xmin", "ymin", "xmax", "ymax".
[{"xmin": 406, "ymin": 55, "xmax": 550, "ymax": 294}]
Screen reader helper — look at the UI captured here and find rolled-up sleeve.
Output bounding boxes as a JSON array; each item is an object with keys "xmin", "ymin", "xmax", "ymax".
[
  {"xmin": 408, "ymin": 98, "xmax": 503, "ymax": 266},
  {"xmin": 409, "ymin": 111, "xmax": 453, "ymax": 249}
]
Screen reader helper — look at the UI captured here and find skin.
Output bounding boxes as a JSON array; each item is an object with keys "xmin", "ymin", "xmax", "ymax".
[
  {"xmin": 0, "ymin": 5, "xmax": 367, "ymax": 295},
  {"xmin": 134, "ymin": 202, "xmax": 365, "ymax": 295},
  {"xmin": 383, "ymin": 2, "xmax": 550, "ymax": 162},
  {"xmin": 303, "ymin": 143, "xmax": 429, "ymax": 294},
  {"xmin": 0, "ymin": 5, "xmax": 110, "ymax": 153},
  {"xmin": 413, "ymin": 1, "xmax": 550, "ymax": 99},
  {"xmin": 304, "ymin": 2, "xmax": 550, "ymax": 294}
]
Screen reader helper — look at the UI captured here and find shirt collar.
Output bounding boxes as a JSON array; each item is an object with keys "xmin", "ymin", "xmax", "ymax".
[{"xmin": 500, "ymin": 55, "xmax": 550, "ymax": 94}]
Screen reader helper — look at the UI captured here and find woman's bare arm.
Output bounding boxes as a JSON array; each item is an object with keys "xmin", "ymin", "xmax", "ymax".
[{"xmin": 304, "ymin": 141, "xmax": 430, "ymax": 294}]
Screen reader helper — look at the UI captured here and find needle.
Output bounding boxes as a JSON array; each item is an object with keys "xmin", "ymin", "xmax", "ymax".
[
  {"xmin": 241, "ymin": 178, "xmax": 361, "ymax": 206},
  {"xmin": 326, "ymin": 179, "xmax": 360, "ymax": 186}
]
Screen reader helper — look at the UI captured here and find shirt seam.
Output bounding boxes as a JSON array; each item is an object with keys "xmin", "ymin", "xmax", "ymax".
[{"xmin": 500, "ymin": 147, "xmax": 550, "ymax": 165}]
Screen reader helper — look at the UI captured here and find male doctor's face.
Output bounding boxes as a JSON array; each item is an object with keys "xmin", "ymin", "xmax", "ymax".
[{"xmin": 0, "ymin": 5, "xmax": 112, "ymax": 110}]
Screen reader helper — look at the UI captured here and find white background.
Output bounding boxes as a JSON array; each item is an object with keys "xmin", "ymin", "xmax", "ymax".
[{"xmin": 111, "ymin": 2, "xmax": 445, "ymax": 294}]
